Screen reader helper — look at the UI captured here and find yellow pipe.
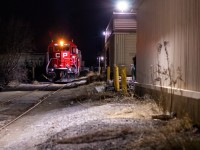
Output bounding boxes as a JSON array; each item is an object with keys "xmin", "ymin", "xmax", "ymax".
[
  {"xmin": 114, "ymin": 65, "xmax": 120, "ymax": 92},
  {"xmin": 121, "ymin": 65, "xmax": 127, "ymax": 94},
  {"xmin": 107, "ymin": 66, "xmax": 110, "ymax": 81}
]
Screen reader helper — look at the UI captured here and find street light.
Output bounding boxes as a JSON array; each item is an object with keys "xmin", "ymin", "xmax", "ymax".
[
  {"xmin": 97, "ymin": 56, "xmax": 104, "ymax": 74},
  {"xmin": 116, "ymin": 1, "xmax": 129, "ymax": 12}
]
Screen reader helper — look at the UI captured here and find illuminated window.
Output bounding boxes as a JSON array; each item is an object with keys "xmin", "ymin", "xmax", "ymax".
[
  {"xmin": 55, "ymin": 45, "xmax": 70, "ymax": 51},
  {"xmin": 72, "ymin": 47, "xmax": 77, "ymax": 54}
]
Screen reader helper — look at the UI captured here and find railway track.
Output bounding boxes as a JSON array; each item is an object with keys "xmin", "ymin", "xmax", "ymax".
[
  {"xmin": 0, "ymin": 84, "xmax": 53, "ymax": 106},
  {"xmin": 0, "ymin": 77, "xmax": 88, "ymax": 131}
]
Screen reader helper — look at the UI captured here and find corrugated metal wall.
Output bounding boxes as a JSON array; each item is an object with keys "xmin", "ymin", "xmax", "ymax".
[
  {"xmin": 110, "ymin": 35, "xmax": 115, "ymax": 69},
  {"xmin": 114, "ymin": 33, "xmax": 137, "ymax": 75},
  {"xmin": 114, "ymin": 19, "xmax": 137, "ymax": 31},
  {"xmin": 105, "ymin": 13, "xmax": 137, "ymax": 75},
  {"xmin": 125, "ymin": 34, "xmax": 137, "ymax": 75},
  {"xmin": 115, "ymin": 34, "xmax": 125, "ymax": 65},
  {"xmin": 105, "ymin": 35, "xmax": 115, "ymax": 69},
  {"xmin": 137, "ymin": 0, "xmax": 200, "ymax": 91}
]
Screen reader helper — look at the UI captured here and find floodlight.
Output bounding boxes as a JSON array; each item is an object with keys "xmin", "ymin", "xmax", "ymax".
[{"xmin": 116, "ymin": 1, "xmax": 129, "ymax": 12}]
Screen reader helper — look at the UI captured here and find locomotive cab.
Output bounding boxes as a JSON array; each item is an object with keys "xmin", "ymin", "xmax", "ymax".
[{"xmin": 46, "ymin": 40, "xmax": 81, "ymax": 81}]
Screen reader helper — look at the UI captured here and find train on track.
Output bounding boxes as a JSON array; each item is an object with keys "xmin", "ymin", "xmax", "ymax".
[{"xmin": 46, "ymin": 39, "xmax": 81, "ymax": 82}]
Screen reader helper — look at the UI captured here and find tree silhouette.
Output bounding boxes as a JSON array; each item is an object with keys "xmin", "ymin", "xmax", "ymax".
[{"xmin": 0, "ymin": 17, "xmax": 34, "ymax": 84}]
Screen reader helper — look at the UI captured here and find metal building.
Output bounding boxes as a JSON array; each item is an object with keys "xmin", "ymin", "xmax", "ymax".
[
  {"xmin": 19, "ymin": 52, "xmax": 45, "ymax": 67},
  {"xmin": 136, "ymin": 0, "xmax": 200, "ymax": 124},
  {"xmin": 104, "ymin": 12, "xmax": 137, "ymax": 75}
]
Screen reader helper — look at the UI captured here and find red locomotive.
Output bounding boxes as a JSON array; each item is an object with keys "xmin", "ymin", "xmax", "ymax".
[{"xmin": 46, "ymin": 39, "xmax": 81, "ymax": 81}]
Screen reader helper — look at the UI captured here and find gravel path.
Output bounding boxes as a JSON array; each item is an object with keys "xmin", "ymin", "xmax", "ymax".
[{"xmin": 0, "ymin": 101, "xmax": 160, "ymax": 150}]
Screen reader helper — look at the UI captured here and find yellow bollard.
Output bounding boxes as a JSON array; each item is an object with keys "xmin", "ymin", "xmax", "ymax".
[
  {"xmin": 114, "ymin": 65, "xmax": 120, "ymax": 92},
  {"xmin": 107, "ymin": 66, "xmax": 110, "ymax": 81},
  {"xmin": 121, "ymin": 65, "xmax": 127, "ymax": 94}
]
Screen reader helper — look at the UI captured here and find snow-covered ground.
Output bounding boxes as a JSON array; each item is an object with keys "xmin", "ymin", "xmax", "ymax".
[{"xmin": 0, "ymin": 82, "xmax": 199, "ymax": 150}]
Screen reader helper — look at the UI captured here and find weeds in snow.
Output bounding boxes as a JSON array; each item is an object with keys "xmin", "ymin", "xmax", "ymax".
[{"xmin": 151, "ymin": 41, "xmax": 183, "ymax": 114}]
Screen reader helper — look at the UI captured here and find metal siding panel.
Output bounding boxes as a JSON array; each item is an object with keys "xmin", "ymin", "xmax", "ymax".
[
  {"xmin": 110, "ymin": 36, "xmax": 115, "ymax": 69},
  {"xmin": 137, "ymin": 0, "xmax": 200, "ymax": 91},
  {"xmin": 113, "ymin": 33, "xmax": 137, "ymax": 75},
  {"xmin": 105, "ymin": 35, "xmax": 115, "ymax": 69},
  {"xmin": 115, "ymin": 34, "xmax": 125, "ymax": 65},
  {"xmin": 125, "ymin": 34, "xmax": 137, "ymax": 75}
]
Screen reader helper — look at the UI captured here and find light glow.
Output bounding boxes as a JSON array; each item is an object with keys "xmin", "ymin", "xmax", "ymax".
[
  {"xmin": 116, "ymin": 1, "xmax": 129, "ymax": 12},
  {"xmin": 60, "ymin": 40, "xmax": 64, "ymax": 46},
  {"xmin": 98, "ymin": 56, "xmax": 104, "ymax": 61}
]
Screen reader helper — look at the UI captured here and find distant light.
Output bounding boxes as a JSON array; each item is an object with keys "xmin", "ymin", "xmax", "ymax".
[
  {"xmin": 103, "ymin": 31, "xmax": 106, "ymax": 36},
  {"xmin": 60, "ymin": 40, "xmax": 64, "ymax": 46},
  {"xmin": 97, "ymin": 56, "xmax": 104, "ymax": 61},
  {"xmin": 116, "ymin": 1, "xmax": 129, "ymax": 12}
]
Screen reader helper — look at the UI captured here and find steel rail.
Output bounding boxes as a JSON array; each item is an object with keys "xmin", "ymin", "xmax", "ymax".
[
  {"xmin": 0, "ymin": 83, "xmax": 68, "ymax": 131},
  {"xmin": 0, "ymin": 83, "xmax": 53, "ymax": 105}
]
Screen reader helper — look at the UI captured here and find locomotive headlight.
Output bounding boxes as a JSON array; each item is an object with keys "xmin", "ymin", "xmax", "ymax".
[{"xmin": 60, "ymin": 40, "xmax": 64, "ymax": 47}]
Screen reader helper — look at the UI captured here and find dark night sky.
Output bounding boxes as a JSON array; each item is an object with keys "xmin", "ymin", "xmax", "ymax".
[{"xmin": 0, "ymin": 0, "xmax": 115, "ymax": 66}]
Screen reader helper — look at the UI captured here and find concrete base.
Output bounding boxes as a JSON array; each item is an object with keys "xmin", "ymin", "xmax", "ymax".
[{"xmin": 135, "ymin": 83, "xmax": 200, "ymax": 125}]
